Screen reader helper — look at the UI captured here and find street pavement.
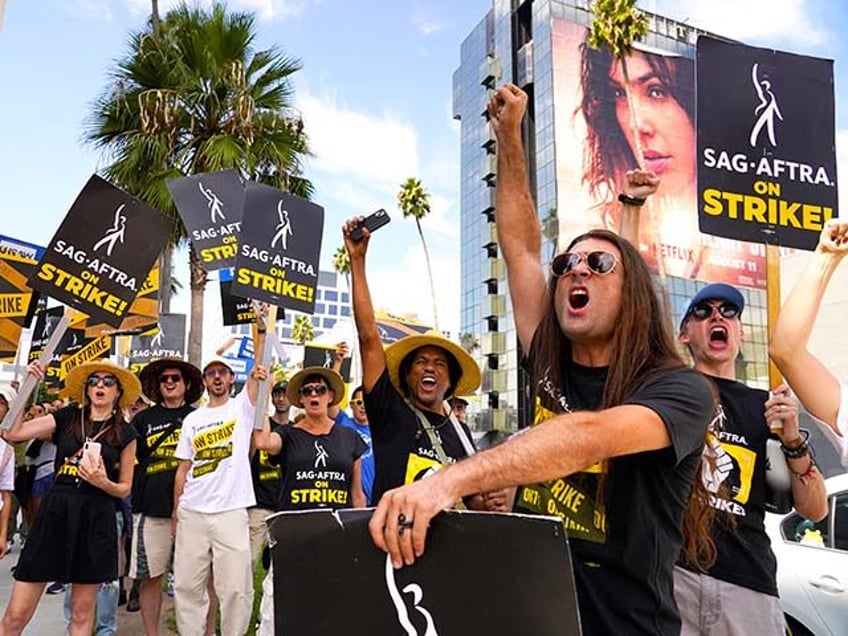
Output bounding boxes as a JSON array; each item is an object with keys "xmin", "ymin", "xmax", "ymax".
[{"xmin": 0, "ymin": 538, "xmax": 175, "ymax": 634}]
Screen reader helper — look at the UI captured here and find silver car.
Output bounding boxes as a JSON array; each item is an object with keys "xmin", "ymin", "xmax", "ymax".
[{"xmin": 766, "ymin": 473, "xmax": 848, "ymax": 635}]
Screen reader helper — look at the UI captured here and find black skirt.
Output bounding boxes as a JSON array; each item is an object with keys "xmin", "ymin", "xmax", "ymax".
[{"xmin": 14, "ymin": 485, "xmax": 118, "ymax": 584}]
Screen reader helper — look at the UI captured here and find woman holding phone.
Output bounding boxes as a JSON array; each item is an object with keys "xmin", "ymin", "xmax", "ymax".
[{"xmin": 0, "ymin": 360, "xmax": 139, "ymax": 636}]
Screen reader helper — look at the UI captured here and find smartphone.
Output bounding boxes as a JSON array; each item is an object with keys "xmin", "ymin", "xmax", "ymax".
[
  {"xmin": 82, "ymin": 440, "xmax": 102, "ymax": 467},
  {"xmin": 350, "ymin": 209, "xmax": 391, "ymax": 240}
]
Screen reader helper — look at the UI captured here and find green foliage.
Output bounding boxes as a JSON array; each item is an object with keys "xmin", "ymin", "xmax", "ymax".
[
  {"xmin": 397, "ymin": 177, "xmax": 431, "ymax": 221},
  {"xmin": 332, "ymin": 245, "xmax": 351, "ymax": 276},
  {"xmin": 586, "ymin": 0, "xmax": 649, "ymax": 56}
]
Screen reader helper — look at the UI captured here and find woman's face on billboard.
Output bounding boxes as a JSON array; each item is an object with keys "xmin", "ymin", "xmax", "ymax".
[{"xmin": 608, "ymin": 51, "xmax": 695, "ymax": 197}]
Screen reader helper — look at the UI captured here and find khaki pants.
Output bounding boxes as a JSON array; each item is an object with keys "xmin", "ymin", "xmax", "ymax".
[
  {"xmin": 174, "ymin": 507, "xmax": 253, "ymax": 636},
  {"xmin": 248, "ymin": 507, "xmax": 274, "ymax": 568}
]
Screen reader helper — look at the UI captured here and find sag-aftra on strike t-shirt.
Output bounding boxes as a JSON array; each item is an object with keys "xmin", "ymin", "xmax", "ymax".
[{"xmin": 175, "ymin": 390, "xmax": 256, "ymax": 513}]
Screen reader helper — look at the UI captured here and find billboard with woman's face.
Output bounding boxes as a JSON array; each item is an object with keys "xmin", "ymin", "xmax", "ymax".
[{"xmin": 551, "ymin": 18, "xmax": 767, "ymax": 288}]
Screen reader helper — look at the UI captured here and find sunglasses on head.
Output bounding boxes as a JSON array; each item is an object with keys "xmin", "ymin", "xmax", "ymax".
[
  {"xmin": 299, "ymin": 384, "xmax": 328, "ymax": 397},
  {"xmin": 551, "ymin": 250, "xmax": 618, "ymax": 277},
  {"xmin": 159, "ymin": 373, "xmax": 182, "ymax": 384},
  {"xmin": 86, "ymin": 374, "xmax": 119, "ymax": 388},
  {"xmin": 350, "ymin": 398, "xmax": 365, "ymax": 407},
  {"xmin": 688, "ymin": 301, "xmax": 741, "ymax": 321}
]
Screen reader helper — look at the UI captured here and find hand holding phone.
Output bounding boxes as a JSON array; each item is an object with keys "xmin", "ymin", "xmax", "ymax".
[
  {"xmin": 350, "ymin": 209, "xmax": 391, "ymax": 241},
  {"xmin": 81, "ymin": 440, "xmax": 102, "ymax": 472}
]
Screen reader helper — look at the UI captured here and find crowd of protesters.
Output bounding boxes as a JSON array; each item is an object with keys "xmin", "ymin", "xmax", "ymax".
[{"xmin": 0, "ymin": 82, "xmax": 846, "ymax": 636}]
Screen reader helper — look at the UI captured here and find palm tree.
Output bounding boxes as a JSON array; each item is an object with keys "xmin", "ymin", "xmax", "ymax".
[
  {"xmin": 397, "ymin": 177, "xmax": 439, "ymax": 331},
  {"xmin": 85, "ymin": 3, "xmax": 313, "ymax": 365},
  {"xmin": 332, "ymin": 245, "xmax": 351, "ymax": 291},
  {"xmin": 291, "ymin": 314, "xmax": 314, "ymax": 345},
  {"xmin": 459, "ymin": 332, "xmax": 479, "ymax": 354}
]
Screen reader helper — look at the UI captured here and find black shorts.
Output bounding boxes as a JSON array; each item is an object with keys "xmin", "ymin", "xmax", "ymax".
[{"xmin": 14, "ymin": 486, "xmax": 118, "ymax": 584}]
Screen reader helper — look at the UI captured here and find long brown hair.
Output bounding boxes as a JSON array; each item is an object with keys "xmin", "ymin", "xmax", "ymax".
[
  {"xmin": 530, "ymin": 229, "xmax": 717, "ymax": 569},
  {"xmin": 579, "ymin": 39, "xmax": 695, "ymax": 202}
]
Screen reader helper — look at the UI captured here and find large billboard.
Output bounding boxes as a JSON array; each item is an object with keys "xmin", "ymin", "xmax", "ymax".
[{"xmin": 551, "ymin": 19, "xmax": 767, "ymax": 288}]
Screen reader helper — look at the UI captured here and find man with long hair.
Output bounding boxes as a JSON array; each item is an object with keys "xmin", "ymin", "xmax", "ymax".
[{"xmin": 368, "ymin": 84, "xmax": 714, "ymax": 636}]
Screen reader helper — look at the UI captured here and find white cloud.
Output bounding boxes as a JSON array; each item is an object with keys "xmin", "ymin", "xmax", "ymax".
[
  {"xmin": 651, "ymin": 0, "xmax": 828, "ymax": 47},
  {"xmin": 297, "ymin": 91, "xmax": 420, "ymax": 191},
  {"xmin": 411, "ymin": 8, "xmax": 448, "ymax": 36}
]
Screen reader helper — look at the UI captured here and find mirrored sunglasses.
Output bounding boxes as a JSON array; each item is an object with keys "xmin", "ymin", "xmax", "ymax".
[
  {"xmin": 159, "ymin": 373, "xmax": 183, "ymax": 384},
  {"xmin": 299, "ymin": 384, "xmax": 328, "ymax": 397},
  {"xmin": 689, "ymin": 301, "xmax": 740, "ymax": 321},
  {"xmin": 86, "ymin": 374, "xmax": 119, "ymax": 388},
  {"xmin": 551, "ymin": 250, "xmax": 618, "ymax": 277}
]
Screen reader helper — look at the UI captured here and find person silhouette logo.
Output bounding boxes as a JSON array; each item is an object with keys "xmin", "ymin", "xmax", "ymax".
[
  {"xmin": 749, "ymin": 63, "xmax": 783, "ymax": 148},
  {"xmin": 314, "ymin": 441, "xmax": 329, "ymax": 468},
  {"xmin": 199, "ymin": 182, "xmax": 226, "ymax": 223},
  {"xmin": 271, "ymin": 201, "xmax": 293, "ymax": 251},
  {"xmin": 92, "ymin": 205, "xmax": 127, "ymax": 257}
]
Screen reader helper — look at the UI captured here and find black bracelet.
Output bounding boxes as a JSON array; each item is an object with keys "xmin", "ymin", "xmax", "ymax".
[
  {"xmin": 618, "ymin": 193, "xmax": 646, "ymax": 207},
  {"xmin": 781, "ymin": 429, "xmax": 811, "ymax": 458}
]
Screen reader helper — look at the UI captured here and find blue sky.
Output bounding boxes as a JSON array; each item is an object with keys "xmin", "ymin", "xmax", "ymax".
[{"xmin": 0, "ymin": 0, "xmax": 846, "ymax": 345}]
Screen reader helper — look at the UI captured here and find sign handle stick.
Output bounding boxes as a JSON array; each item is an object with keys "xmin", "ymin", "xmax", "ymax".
[
  {"xmin": 11, "ymin": 327, "xmax": 30, "ymax": 383},
  {"xmin": 253, "ymin": 304, "xmax": 278, "ymax": 430},
  {"xmin": 1, "ymin": 308, "xmax": 72, "ymax": 429},
  {"xmin": 766, "ymin": 243, "xmax": 782, "ymax": 389}
]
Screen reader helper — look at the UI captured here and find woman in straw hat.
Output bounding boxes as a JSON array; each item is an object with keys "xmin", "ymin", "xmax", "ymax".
[
  {"xmin": 0, "ymin": 359, "xmax": 139, "ymax": 636},
  {"xmin": 253, "ymin": 366, "xmax": 367, "ymax": 635}
]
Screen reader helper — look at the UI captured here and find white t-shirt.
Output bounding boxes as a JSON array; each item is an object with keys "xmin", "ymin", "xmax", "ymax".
[
  {"xmin": 0, "ymin": 440, "xmax": 14, "ymax": 510},
  {"xmin": 175, "ymin": 389, "xmax": 257, "ymax": 513}
]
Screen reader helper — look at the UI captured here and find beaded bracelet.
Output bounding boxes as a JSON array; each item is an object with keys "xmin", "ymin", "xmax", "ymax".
[{"xmin": 781, "ymin": 429, "xmax": 811, "ymax": 459}]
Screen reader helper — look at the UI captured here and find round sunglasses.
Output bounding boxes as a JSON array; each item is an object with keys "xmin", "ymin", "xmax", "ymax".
[
  {"xmin": 551, "ymin": 251, "xmax": 618, "ymax": 277},
  {"xmin": 86, "ymin": 374, "xmax": 119, "ymax": 388}
]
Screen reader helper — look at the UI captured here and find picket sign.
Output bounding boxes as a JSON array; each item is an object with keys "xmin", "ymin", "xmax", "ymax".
[
  {"xmin": 252, "ymin": 302, "xmax": 278, "ymax": 431},
  {"xmin": 1, "ymin": 307, "xmax": 71, "ymax": 429}
]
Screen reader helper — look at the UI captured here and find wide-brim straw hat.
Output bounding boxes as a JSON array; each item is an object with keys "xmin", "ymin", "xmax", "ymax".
[
  {"xmin": 64, "ymin": 360, "xmax": 142, "ymax": 409},
  {"xmin": 384, "ymin": 332, "xmax": 481, "ymax": 399},
  {"xmin": 286, "ymin": 367, "xmax": 346, "ymax": 407},
  {"xmin": 139, "ymin": 358, "xmax": 204, "ymax": 405}
]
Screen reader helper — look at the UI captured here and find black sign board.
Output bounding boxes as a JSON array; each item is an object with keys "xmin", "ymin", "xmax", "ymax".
[
  {"xmin": 219, "ymin": 269, "xmax": 286, "ymax": 326},
  {"xmin": 268, "ymin": 509, "xmax": 581, "ymax": 635},
  {"xmin": 128, "ymin": 313, "xmax": 187, "ymax": 374},
  {"xmin": 697, "ymin": 36, "xmax": 837, "ymax": 250},
  {"xmin": 167, "ymin": 169, "xmax": 245, "ymax": 271},
  {"xmin": 29, "ymin": 306, "xmax": 66, "ymax": 391},
  {"xmin": 28, "ymin": 176, "xmax": 173, "ymax": 327},
  {"xmin": 231, "ymin": 183, "xmax": 324, "ymax": 313},
  {"xmin": 0, "ymin": 235, "xmax": 45, "ymax": 355},
  {"xmin": 303, "ymin": 343, "xmax": 352, "ymax": 382}
]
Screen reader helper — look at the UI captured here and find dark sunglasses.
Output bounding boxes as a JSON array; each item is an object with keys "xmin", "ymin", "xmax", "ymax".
[
  {"xmin": 551, "ymin": 251, "xmax": 618, "ymax": 277},
  {"xmin": 159, "ymin": 373, "xmax": 183, "ymax": 384},
  {"xmin": 272, "ymin": 388, "xmax": 287, "ymax": 396},
  {"xmin": 299, "ymin": 384, "xmax": 328, "ymax": 397},
  {"xmin": 350, "ymin": 398, "xmax": 365, "ymax": 407},
  {"xmin": 86, "ymin": 374, "xmax": 119, "ymax": 388},
  {"xmin": 688, "ymin": 301, "xmax": 741, "ymax": 321}
]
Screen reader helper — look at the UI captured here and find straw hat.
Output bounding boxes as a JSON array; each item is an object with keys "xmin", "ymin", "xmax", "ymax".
[
  {"xmin": 286, "ymin": 367, "xmax": 346, "ymax": 407},
  {"xmin": 384, "ymin": 332, "xmax": 481, "ymax": 399},
  {"xmin": 139, "ymin": 358, "xmax": 204, "ymax": 405},
  {"xmin": 64, "ymin": 360, "xmax": 142, "ymax": 409}
]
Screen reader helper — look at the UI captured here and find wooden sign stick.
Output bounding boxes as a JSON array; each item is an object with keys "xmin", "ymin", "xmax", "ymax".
[
  {"xmin": 252, "ymin": 302, "xmax": 277, "ymax": 430},
  {"xmin": 766, "ymin": 243, "xmax": 782, "ymax": 390}
]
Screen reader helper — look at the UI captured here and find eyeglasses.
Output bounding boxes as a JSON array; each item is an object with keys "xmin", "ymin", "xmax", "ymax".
[
  {"xmin": 86, "ymin": 375, "xmax": 119, "ymax": 388},
  {"xmin": 688, "ymin": 301, "xmax": 741, "ymax": 321},
  {"xmin": 204, "ymin": 367, "xmax": 231, "ymax": 378},
  {"xmin": 551, "ymin": 251, "xmax": 618, "ymax": 277},
  {"xmin": 298, "ymin": 384, "xmax": 328, "ymax": 397},
  {"xmin": 159, "ymin": 373, "xmax": 183, "ymax": 384},
  {"xmin": 350, "ymin": 398, "xmax": 365, "ymax": 407}
]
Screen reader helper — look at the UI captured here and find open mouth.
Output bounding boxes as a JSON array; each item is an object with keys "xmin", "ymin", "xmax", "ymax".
[
  {"xmin": 308, "ymin": 399, "xmax": 320, "ymax": 408},
  {"xmin": 569, "ymin": 288, "xmax": 589, "ymax": 310},
  {"xmin": 94, "ymin": 390, "xmax": 105, "ymax": 399},
  {"xmin": 421, "ymin": 374, "xmax": 437, "ymax": 389},
  {"xmin": 709, "ymin": 326, "xmax": 728, "ymax": 344}
]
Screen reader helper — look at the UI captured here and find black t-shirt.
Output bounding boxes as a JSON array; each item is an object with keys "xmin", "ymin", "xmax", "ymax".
[
  {"xmin": 52, "ymin": 406, "xmax": 137, "ymax": 496},
  {"xmin": 271, "ymin": 423, "xmax": 366, "ymax": 511},
  {"xmin": 678, "ymin": 375, "xmax": 777, "ymax": 596},
  {"xmin": 131, "ymin": 404, "xmax": 194, "ymax": 517},
  {"xmin": 365, "ymin": 369, "xmax": 477, "ymax": 504},
  {"xmin": 514, "ymin": 361, "xmax": 712, "ymax": 636},
  {"xmin": 251, "ymin": 441, "xmax": 283, "ymax": 510}
]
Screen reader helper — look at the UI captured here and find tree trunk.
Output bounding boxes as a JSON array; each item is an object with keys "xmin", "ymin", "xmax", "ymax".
[
  {"xmin": 158, "ymin": 245, "xmax": 172, "ymax": 314},
  {"xmin": 187, "ymin": 247, "xmax": 207, "ymax": 366},
  {"xmin": 151, "ymin": 0, "xmax": 161, "ymax": 37},
  {"xmin": 416, "ymin": 218, "xmax": 439, "ymax": 332}
]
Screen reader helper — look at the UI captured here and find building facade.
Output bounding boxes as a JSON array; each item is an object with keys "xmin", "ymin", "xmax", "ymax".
[{"xmin": 453, "ymin": 0, "xmax": 771, "ymax": 431}]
